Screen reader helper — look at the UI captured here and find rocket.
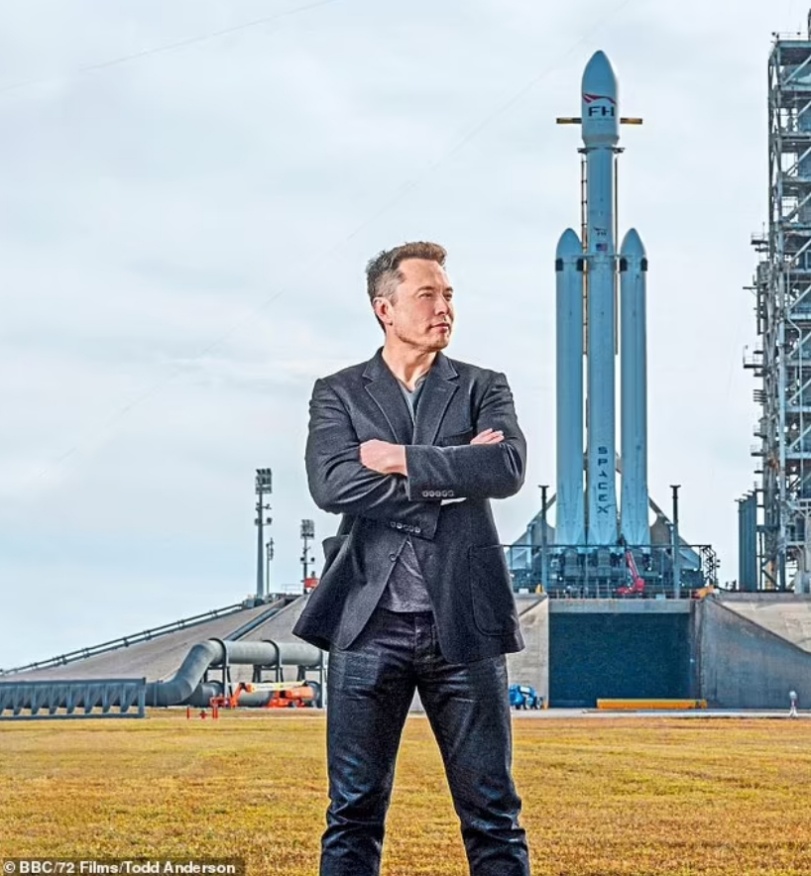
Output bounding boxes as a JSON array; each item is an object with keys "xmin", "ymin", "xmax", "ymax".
[{"xmin": 555, "ymin": 51, "xmax": 650, "ymax": 547}]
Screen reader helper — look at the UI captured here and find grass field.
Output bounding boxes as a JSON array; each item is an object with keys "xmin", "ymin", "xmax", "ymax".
[{"xmin": 1, "ymin": 711, "xmax": 810, "ymax": 875}]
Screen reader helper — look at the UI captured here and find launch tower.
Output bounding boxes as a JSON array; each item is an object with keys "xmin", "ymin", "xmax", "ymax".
[{"xmin": 744, "ymin": 16, "xmax": 811, "ymax": 592}]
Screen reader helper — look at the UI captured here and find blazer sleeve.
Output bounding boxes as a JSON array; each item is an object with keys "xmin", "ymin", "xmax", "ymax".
[
  {"xmin": 305, "ymin": 377, "xmax": 441, "ymax": 539},
  {"xmin": 404, "ymin": 371, "xmax": 526, "ymax": 501}
]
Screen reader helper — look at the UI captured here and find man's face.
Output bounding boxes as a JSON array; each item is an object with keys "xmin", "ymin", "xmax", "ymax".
[{"xmin": 375, "ymin": 258, "xmax": 454, "ymax": 352}]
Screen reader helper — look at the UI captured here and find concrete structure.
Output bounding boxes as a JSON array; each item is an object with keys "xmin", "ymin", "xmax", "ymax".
[
  {"xmin": 695, "ymin": 594, "xmax": 811, "ymax": 708},
  {"xmin": 509, "ymin": 592, "xmax": 811, "ymax": 709},
  {"xmin": 5, "ymin": 591, "xmax": 811, "ymax": 711},
  {"xmin": 505, "ymin": 595, "xmax": 549, "ymax": 703}
]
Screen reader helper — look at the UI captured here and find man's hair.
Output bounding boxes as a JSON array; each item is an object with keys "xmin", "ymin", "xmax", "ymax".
[{"xmin": 366, "ymin": 241, "xmax": 447, "ymax": 329}]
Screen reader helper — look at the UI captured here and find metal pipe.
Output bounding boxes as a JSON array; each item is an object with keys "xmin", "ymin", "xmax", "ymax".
[
  {"xmin": 0, "ymin": 638, "xmax": 324, "ymax": 712},
  {"xmin": 671, "ymin": 484, "xmax": 682, "ymax": 598},
  {"xmin": 540, "ymin": 485, "xmax": 550, "ymax": 590}
]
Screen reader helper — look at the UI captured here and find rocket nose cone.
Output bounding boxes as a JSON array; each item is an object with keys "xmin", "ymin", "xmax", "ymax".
[
  {"xmin": 556, "ymin": 228, "xmax": 582, "ymax": 258},
  {"xmin": 581, "ymin": 50, "xmax": 619, "ymax": 146},
  {"xmin": 582, "ymin": 50, "xmax": 617, "ymax": 100},
  {"xmin": 620, "ymin": 228, "xmax": 646, "ymax": 258}
]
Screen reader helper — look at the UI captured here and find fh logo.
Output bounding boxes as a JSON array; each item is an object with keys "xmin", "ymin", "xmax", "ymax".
[{"xmin": 583, "ymin": 92, "xmax": 616, "ymax": 118}]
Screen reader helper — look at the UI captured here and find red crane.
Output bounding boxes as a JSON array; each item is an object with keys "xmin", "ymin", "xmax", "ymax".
[{"xmin": 616, "ymin": 549, "xmax": 645, "ymax": 597}]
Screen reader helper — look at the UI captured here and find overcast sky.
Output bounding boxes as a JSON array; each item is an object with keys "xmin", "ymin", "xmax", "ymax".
[{"xmin": 0, "ymin": 0, "xmax": 803, "ymax": 667}]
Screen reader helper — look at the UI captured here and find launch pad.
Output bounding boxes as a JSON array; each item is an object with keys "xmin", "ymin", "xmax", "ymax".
[{"xmin": 507, "ymin": 538, "xmax": 718, "ymax": 599}]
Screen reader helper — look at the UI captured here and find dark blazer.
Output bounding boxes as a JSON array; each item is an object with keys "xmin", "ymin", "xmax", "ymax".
[{"xmin": 292, "ymin": 348, "xmax": 527, "ymax": 663}]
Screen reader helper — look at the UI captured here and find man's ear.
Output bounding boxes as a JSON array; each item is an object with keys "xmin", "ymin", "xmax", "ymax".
[{"xmin": 373, "ymin": 296, "xmax": 394, "ymax": 325}]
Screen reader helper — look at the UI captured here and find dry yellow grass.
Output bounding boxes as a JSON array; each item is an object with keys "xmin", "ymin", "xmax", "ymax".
[{"xmin": 1, "ymin": 711, "xmax": 810, "ymax": 875}]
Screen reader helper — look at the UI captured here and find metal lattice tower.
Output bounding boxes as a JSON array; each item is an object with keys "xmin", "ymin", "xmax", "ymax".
[{"xmin": 747, "ymin": 17, "xmax": 811, "ymax": 590}]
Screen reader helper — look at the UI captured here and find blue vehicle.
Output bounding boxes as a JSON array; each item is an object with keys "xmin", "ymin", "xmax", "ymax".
[{"xmin": 509, "ymin": 683, "xmax": 543, "ymax": 710}]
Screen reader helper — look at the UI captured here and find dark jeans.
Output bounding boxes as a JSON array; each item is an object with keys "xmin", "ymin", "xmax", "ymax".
[{"xmin": 320, "ymin": 607, "xmax": 530, "ymax": 876}]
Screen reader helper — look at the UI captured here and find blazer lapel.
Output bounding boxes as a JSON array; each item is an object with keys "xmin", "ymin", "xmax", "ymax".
[
  {"xmin": 413, "ymin": 353, "xmax": 459, "ymax": 445},
  {"xmin": 362, "ymin": 350, "xmax": 414, "ymax": 445}
]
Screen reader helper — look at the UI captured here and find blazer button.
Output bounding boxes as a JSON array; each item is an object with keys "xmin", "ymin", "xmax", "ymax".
[
  {"xmin": 389, "ymin": 553, "xmax": 397, "ymax": 562},
  {"xmin": 414, "ymin": 527, "xmax": 421, "ymax": 535}
]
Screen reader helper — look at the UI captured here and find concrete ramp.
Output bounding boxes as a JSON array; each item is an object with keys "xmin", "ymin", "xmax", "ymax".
[
  {"xmin": 696, "ymin": 594, "xmax": 811, "ymax": 708},
  {"xmin": 716, "ymin": 594, "xmax": 811, "ymax": 653},
  {"xmin": 3, "ymin": 599, "xmax": 294, "ymax": 683},
  {"xmin": 237, "ymin": 594, "xmax": 309, "ymax": 643}
]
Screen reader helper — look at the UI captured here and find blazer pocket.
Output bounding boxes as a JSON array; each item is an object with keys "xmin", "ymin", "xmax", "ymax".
[
  {"xmin": 322, "ymin": 535, "xmax": 350, "ymax": 575},
  {"xmin": 468, "ymin": 545, "xmax": 518, "ymax": 635},
  {"xmin": 436, "ymin": 427, "xmax": 475, "ymax": 447}
]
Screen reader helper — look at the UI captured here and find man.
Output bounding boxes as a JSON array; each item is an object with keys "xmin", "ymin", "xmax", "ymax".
[{"xmin": 293, "ymin": 241, "xmax": 530, "ymax": 876}]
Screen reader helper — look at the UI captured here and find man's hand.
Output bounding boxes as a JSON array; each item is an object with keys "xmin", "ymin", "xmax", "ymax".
[
  {"xmin": 470, "ymin": 428, "xmax": 504, "ymax": 445},
  {"xmin": 360, "ymin": 440, "xmax": 408, "ymax": 476}
]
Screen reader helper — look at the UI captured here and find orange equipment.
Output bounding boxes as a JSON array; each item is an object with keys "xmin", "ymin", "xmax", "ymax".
[
  {"xmin": 616, "ymin": 550, "xmax": 646, "ymax": 597},
  {"xmin": 207, "ymin": 680, "xmax": 318, "ymax": 711},
  {"xmin": 691, "ymin": 585, "xmax": 716, "ymax": 600},
  {"xmin": 267, "ymin": 684, "xmax": 316, "ymax": 708},
  {"xmin": 209, "ymin": 681, "xmax": 253, "ymax": 710}
]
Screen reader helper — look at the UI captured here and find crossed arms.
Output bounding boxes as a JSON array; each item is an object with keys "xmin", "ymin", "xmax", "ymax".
[
  {"xmin": 358, "ymin": 428, "xmax": 504, "ymax": 476},
  {"xmin": 305, "ymin": 371, "xmax": 526, "ymax": 539}
]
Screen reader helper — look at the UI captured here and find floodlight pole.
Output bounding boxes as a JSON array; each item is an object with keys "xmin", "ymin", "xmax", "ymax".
[
  {"xmin": 255, "ymin": 469, "xmax": 273, "ymax": 600},
  {"xmin": 301, "ymin": 519, "xmax": 315, "ymax": 592}
]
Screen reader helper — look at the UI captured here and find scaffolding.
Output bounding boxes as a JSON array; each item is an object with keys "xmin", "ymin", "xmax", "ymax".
[{"xmin": 747, "ymin": 17, "xmax": 811, "ymax": 590}]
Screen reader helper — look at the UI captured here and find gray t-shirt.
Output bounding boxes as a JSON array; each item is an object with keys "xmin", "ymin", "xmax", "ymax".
[{"xmin": 378, "ymin": 375, "xmax": 433, "ymax": 613}]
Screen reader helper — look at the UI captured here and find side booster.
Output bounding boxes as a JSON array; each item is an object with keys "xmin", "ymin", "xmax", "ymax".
[
  {"xmin": 555, "ymin": 50, "xmax": 650, "ymax": 547},
  {"xmin": 619, "ymin": 229, "xmax": 649, "ymax": 547}
]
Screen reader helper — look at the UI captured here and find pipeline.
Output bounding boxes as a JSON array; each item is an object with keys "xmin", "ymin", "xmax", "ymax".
[
  {"xmin": 0, "ymin": 638, "xmax": 323, "ymax": 714},
  {"xmin": 148, "ymin": 638, "xmax": 321, "ymax": 707}
]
